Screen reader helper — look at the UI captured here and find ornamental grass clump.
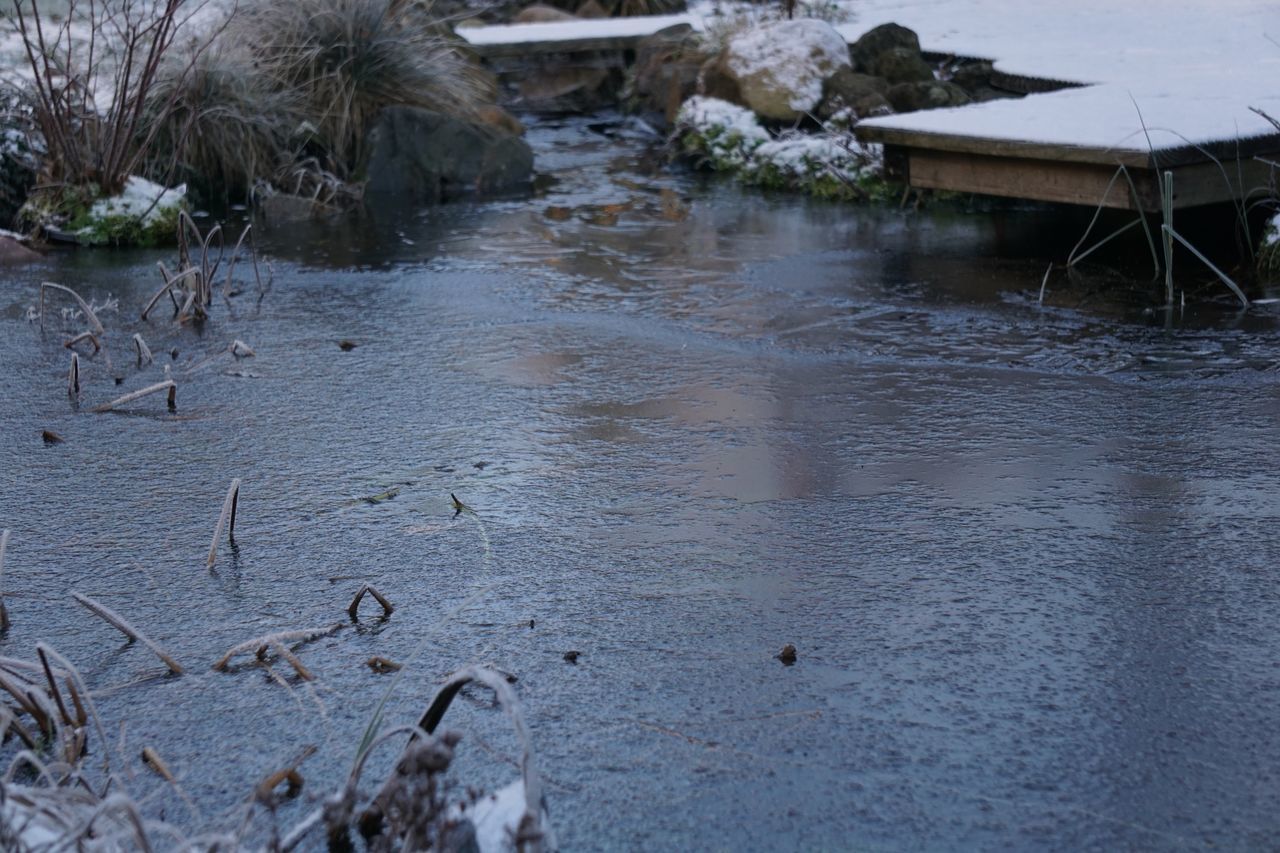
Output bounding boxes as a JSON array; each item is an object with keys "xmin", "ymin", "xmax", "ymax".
[
  {"xmin": 144, "ymin": 44, "xmax": 299, "ymax": 201},
  {"xmin": 233, "ymin": 0, "xmax": 492, "ymax": 178}
]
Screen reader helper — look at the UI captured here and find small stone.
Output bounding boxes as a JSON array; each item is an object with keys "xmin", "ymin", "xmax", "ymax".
[
  {"xmin": 338, "ymin": 340, "xmax": 358, "ymax": 351},
  {"xmin": 563, "ymin": 650, "xmax": 580, "ymax": 664},
  {"xmin": 41, "ymin": 429, "xmax": 64, "ymax": 444},
  {"xmin": 777, "ymin": 644, "xmax": 797, "ymax": 665}
]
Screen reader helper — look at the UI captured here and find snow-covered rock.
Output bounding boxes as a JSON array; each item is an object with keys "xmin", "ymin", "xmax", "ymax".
[
  {"xmin": 675, "ymin": 96, "xmax": 769, "ymax": 168},
  {"xmin": 722, "ymin": 18, "xmax": 851, "ymax": 121}
]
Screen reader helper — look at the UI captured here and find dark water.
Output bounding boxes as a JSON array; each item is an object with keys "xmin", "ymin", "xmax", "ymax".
[{"xmin": 2, "ymin": 113, "xmax": 1280, "ymax": 850}]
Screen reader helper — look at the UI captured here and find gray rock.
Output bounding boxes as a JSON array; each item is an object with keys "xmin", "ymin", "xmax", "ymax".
[
  {"xmin": 873, "ymin": 46, "xmax": 935, "ymax": 85},
  {"xmin": 512, "ymin": 3, "xmax": 578, "ymax": 22},
  {"xmin": 850, "ymin": 23, "xmax": 921, "ymax": 73},
  {"xmin": 258, "ymin": 193, "xmax": 322, "ymax": 223},
  {"xmin": 818, "ymin": 68, "xmax": 892, "ymax": 119},
  {"xmin": 886, "ymin": 80, "xmax": 972, "ymax": 113},
  {"xmin": 0, "ymin": 235, "xmax": 41, "ymax": 264},
  {"xmin": 698, "ymin": 54, "xmax": 743, "ymax": 107},
  {"xmin": 626, "ymin": 24, "xmax": 709, "ymax": 125},
  {"xmin": 949, "ymin": 60, "xmax": 995, "ymax": 93},
  {"xmin": 363, "ymin": 107, "xmax": 534, "ymax": 203}
]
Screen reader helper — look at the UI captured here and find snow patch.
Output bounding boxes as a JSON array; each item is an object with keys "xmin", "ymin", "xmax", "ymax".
[
  {"xmin": 86, "ymin": 176, "xmax": 186, "ymax": 227},
  {"xmin": 676, "ymin": 96, "xmax": 769, "ymax": 166}
]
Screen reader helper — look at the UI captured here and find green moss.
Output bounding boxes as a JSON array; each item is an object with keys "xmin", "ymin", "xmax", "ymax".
[
  {"xmin": 21, "ymin": 182, "xmax": 183, "ymax": 247},
  {"xmin": 69, "ymin": 203, "xmax": 182, "ymax": 247}
]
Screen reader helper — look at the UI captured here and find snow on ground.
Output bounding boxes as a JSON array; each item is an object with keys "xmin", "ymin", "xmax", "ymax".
[
  {"xmin": 458, "ymin": 0, "xmax": 1280, "ymax": 153},
  {"xmin": 87, "ymin": 176, "xmax": 185, "ymax": 225}
]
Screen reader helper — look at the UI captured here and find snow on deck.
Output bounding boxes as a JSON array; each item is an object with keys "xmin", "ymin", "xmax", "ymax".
[
  {"xmin": 847, "ymin": 0, "xmax": 1280, "ymax": 153},
  {"xmin": 458, "ymin": 13, "xmax": 697, "ymax": 46},
  {"xmin": 458, "ymin": 0, "xmax": 1280, "ymax": 156}
]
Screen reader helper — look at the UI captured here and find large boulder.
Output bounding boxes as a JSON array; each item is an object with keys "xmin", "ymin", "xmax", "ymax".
[
  {"xmin": 625, "ymin": 24, "xmax": 710, "ymax": 125},
  {"xmin": 850, "ymin": 23, "xmax": 921, "ymax": 73},
  {"xmin": 722, "ymin": 19, "xmax": 851, "ymax": 121},
  {"xmin": 518, "ymin": 67, "xmax": 618, "ymax": 110},
  {"xmin": 886, "ymin": 80, "xmax": 971, "ymax": 112},
  {"xmin": 873, "ymin": 46, "xmax": 934, "ymax": 84},
  {"xmin": 512, "ymin": 3, "xmax": 578, "ymax": 22},
  {"xmin": 699, "ymin": 54, "xmax": 742, "ymax": 106},
  {"xmin": 364, "ymin": 107, "xmax": 534, "ymax": 202},
  {"xmin": 818, "ymin": 67, "xmax": 891, "ymax": 120}
]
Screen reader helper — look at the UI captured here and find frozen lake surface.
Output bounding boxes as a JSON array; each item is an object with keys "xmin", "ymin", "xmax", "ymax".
[{"xmin": 2, "ymin": 114, "xmax": 1279, "ymax": 850}]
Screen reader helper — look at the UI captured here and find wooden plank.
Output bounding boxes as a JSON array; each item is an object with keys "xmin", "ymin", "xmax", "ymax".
[
  {"xmin": 859, "ymin": 125, "xmax": 1280, "ymax": 170},
  {"xmin": 906, "ymin": 149, "xmax": 1147, "ymax": 208},
  {"xmin": 1155, "ymin": 158, "xmax": 1277, "ymax": 209},
  {"xmin": 900, "ymin": 147, "xmax": 1278, "ymax": 210},
  {"xmin": 860, "ymin": 126, "xmax": 1157, "ymax": 168},
  {"xmin": 465, "ymin": 35, "xmax": 644, "ymax": 59}
]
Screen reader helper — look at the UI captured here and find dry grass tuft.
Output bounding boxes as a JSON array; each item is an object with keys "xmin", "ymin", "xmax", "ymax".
[
  {"xmin": 232, "ymin": 0, "xmax": 491, "ymax": 176},
  {"xmin": 144, "ymin": 43, "xmax": 299, "ymax": 201}
]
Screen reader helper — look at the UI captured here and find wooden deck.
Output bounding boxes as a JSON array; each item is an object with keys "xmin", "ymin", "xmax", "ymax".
[
  {"xmin": 854, "ymin": 78, "xmax": 1280, "ymax": 212},
  {"xmin": 457, "ymin": 14, "xmax": 697, "ymax": 60},
  {"xmin": 858, "ymin": 123, "xmax": 1280, "ymax": 211}
]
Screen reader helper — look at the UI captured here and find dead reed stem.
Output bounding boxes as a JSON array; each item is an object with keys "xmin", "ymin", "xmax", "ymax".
[
  {"xmin": 40, "ymin": 282, "xmax": 105, "ymax": 336},
  {"xmin": 91, "ymin": 379, "xmax": 176, "ymax": 413},
  {"xmin": 347, "ymin": 585, "xmax": 394, "ymax": 621},
  {"xmin": 212, "ymin": 624, "xmax": 344, "ymax": 672},
  {"xmin": 207, "ymin": 478, "xmax": 241, "ymax": 568},
  {"xmin": 35, "ymin": 647, "xmax": 73, "ymax": 729},
  {"xmin": 141, "ymin": 746, "xmax": 176, "ymax": 783},
  {"xmin": 70, "ymin": 592, "xmax": 184, "ymax": 675},
  {"xmin": 0, "ymin": 530, "xmax": 9, "ymax": 633},
  {"xmin": 68, "ymin": 352, "xmax": 80, "ymax": 399},
  {"xmin": 133, "ymin": 334, "xmax": 153, "ymax": 366},
  {"xmin": 64, "ymin": 331, "xmax": 101, "ymax": 354},
  {"xmin": 142, "ymin": 264, "xmax": 200, "ymax": 320},
  {"xmin": 270, "ymin": 643, "xmax": 314, "ymax": 681},
  {"xmin": 224, "ymin": 224, "xmax": 252, "ymax": 299}
]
